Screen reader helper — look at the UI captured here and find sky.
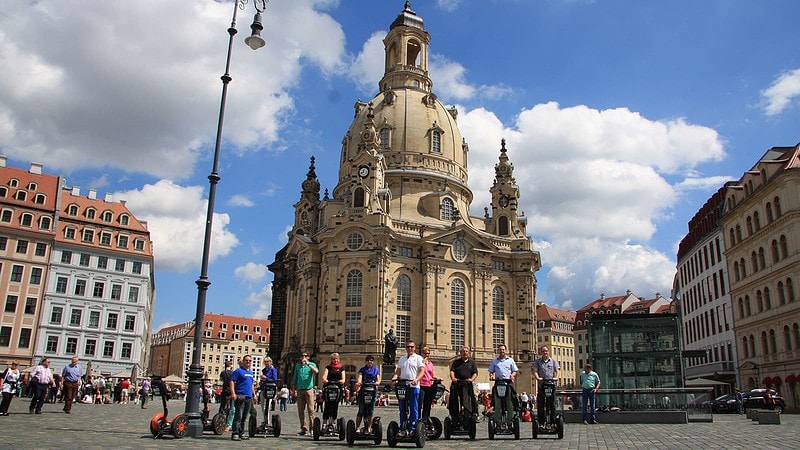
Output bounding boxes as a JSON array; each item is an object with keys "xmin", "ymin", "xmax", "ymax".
[{"xmin": 1, "ymin": 0, "xmax": 798, "ymax": 332}]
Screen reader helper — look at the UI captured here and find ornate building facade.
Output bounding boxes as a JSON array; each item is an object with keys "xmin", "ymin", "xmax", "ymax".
[{"xmin": 269, "ymin": 3, "xmax": 541, "ymax": 388}]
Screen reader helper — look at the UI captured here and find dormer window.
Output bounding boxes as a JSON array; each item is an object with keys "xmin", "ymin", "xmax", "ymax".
[
  {"xmin": 34, "ymin": 194, "xmax": 45, "ymax": 204},
  {"xmin": 134, "ymin": 239, "xmax": 145, "ymax": 251},
  {"xmin": 68, "ymin": 204, "xmax": 78, "ymax": 216},
  {"xmin": 0, "ymin": 187, "xmax": 6, "ymax": 197},
  {"xmin": 441, "ymin": 198, "xmax": 455, "ymax": 220},
  {"xmin": 9, "ymin": 179, "xmax": 18, "ymax": 188},
  {"xmin": 86, "ymin": 208, "xmax": 96, "ymax": 219},
  {"xmin": 15, "ymin": 191, "xmax": 27, "ymax": 201},
  {"xmin": 431, "ymin": 130, "xmax": 441, "ymax": 153},
  {"xmin": 20, "ymin": 213, "xmax": 33, "ymax": 227},
  {"xmin": 64, "ymin": 227, "xmax": 76, "ymax": 240},
  {"xmin": 102, "ymin": 211, "xmax": 113, "ymax": 222},
  {"xmin": 39, "ymin": 217, "xmax": 51, "ymax": 230},
  {"xmin": 28, "ymin": 182, "xmax": 37, "ymax": 190},
  {"xmin": 119, "ymin": 214, "xmax": 130, "ymax": 226}
]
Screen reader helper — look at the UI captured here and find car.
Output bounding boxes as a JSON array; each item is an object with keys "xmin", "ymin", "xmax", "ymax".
[
  {"xmin": 743, "ymin": 389, "xmax": 786, "ymax": 413},
  {"xmin": 709, "ymin": 393, "xmax": 738, "ymax": 413}
]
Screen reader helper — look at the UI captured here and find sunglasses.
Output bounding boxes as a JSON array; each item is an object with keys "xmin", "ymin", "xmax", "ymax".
[{"xmin": 406, "ymin": 346, "xmax": 415, "ymax": 349}]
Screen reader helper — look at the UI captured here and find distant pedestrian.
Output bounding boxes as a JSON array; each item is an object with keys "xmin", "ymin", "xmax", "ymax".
[
  {"xmin": 28, "ymin": 358, "xmax": 56, "ymax": 414},
  {"xmin": 735, "ymin": 388, "xmax": 743, "ymax": 414},
  {"xmin": 119, "ymin": 378, "xmax": 130, "ymax": 404},
  {"xmin": 278, "ymin": 385, "xmax": 290, "ymax": 411},
  {"xmin": 580, "ymin": 363, "xmax": 601, "ymax": 424},
  {"xmin": 61, "ymin": 357, "xmax": 82, "ymax": 414},
  {"xmin": 291, "ymin": 351, "xmax": 318, "ymax": 436},
  {"xmin": 219, "ymin": 360, "xmax": 235, "ymax": 432},
  {"xmin": 140, "ymin": 378, "xmax": 151, "ymax": 409},
  {"xmin": 229, "ymin": 355, "xmax": 256, "ymax": 441},
  {"xmin": 1, "ymin": 361, "xmax": 22, "ymax": 416}
]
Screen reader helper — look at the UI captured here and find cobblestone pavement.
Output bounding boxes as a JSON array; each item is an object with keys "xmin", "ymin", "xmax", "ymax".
[{"xmin": 1, "ymin": 398, "xmax": 796, "ymax": 449}]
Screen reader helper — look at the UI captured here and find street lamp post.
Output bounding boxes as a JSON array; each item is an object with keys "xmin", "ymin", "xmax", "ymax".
[{"xmin": 184, "ymin": 0, "xmax": 268, "ymax": 438}]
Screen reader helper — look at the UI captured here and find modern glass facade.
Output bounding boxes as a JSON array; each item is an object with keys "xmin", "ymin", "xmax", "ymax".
[{"xmin": 588, "ymin": 314, "xmax": 683, "ymax": 392}]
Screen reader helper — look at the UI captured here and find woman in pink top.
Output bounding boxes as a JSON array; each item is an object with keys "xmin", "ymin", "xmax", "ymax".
[{"xmin": 418, "ymin": 346, "xmax": 440, "ymax": 421}]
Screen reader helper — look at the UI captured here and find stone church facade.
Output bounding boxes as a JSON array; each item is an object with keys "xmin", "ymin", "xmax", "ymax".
[{"xmin": 269, "ymin": 2, "xmax": 541, "ymax": 389}]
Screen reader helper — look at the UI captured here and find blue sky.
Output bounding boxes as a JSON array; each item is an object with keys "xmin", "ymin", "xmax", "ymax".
[{"xmin": 1, "ymin": 0, "xmax": 798, "ymax": 331}]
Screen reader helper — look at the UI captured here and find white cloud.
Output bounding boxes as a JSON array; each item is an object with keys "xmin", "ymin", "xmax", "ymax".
[
  {"xmin": 761, "ymin": 68, "xmax": 800, "ymax": 116},
  {"xmin": 279, "ymin": 224, "xmax": 293, "ymax": 244},
  {"xmin": 115, "ymin": 180, "xmax": 240, "ymax": 272},
  {"xmin": 228, "ymin": 194, "xmax": 255, "ymax": 207},
  {"xmin": 675, "ymin": 175, "xmax": 735, "ymax": 192},
  {"xmin": 0, "ymin": 0, "xmax": 347, "ymax": 179},
  {"xmin": 247, "ymin": 284, "xmax": 273, "ymax": 319},
  {"xmin": 458, "ymin": 101, "xmax": 725, "ymax": 305},
  {"xmin": 234, "ymin": 262, "xmax": 269, "ymax": 283},
  {"xmin": 436, "ymin": 0, "xmax": 463, "ymax": 12},
  {"xmin": 350, "ymin": 31, "xmax": 387, "ymax": 94}
]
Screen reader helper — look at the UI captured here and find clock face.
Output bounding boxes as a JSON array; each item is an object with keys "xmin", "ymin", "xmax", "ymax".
[
  {"xmin": 499, "ymin": 195, "xmax": 509, "ymax": 208},
  {"xmin": 358, "ymin": 165, "xmax": 369, "ymax": 178}
]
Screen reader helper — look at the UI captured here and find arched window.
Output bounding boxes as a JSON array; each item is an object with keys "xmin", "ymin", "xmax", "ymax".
[
  {"xmin": 774, "ymin": 196, "xmax": 782, "ymax": 216},
  {"xmin": 441, "ymin": 198, "xmax": 455, "ymax": 221},
  {"xmin": 779, "ymin": 235, "xmax": 788, "ymax": 259},
  {"xmin": 764, "ymin": 287, "xmax": 772, "ymax": 309},
  {"xmin": 735, "ymin": 225, "xmax": 742, "ymax": 242},
  {"xmin": 85, "ymin": 208, "xmax": 96, "ymax": 219},
  {"xmin": 353, "ymin": 187, "xmax": 366, "ymax": 207},
  {"xmin": 753, "ymin": 211, "xmax": 761, "ymax": 230},
  {"xmin": 380, "ymin": 127, "xmax": 391, "ymax": 151},
  {"xmin": 102, "ymin": 211, "xmax": 113, "ymax": 222},
  {"xmin": 15, "ymin": 190, "xmax": 26, "ymax": 201},
  {"xmin": 761, "ymin": 331, "xmax": 769, "ymax": 355},
  {"xmin": 34, "ymin": 194, "xmax": 45, "ymax": 204},
  {"xmin": 0, "ymin": 187, "xmax": 6, "ymax": 197},
  {"xmin": 787, "ymin": 278, "xmax": 796, "ymax": 302},
  {"xmin": 396, "ymin": 274, "xmax": 411, "ymax": 311},
  {"xmin": 738, "ymin": 298, "xmax": 745, "ymax": 319},
  {"xmin": 746, "ymin": 217, "xmax": 753, "ymax": 235},
  {"xmin": 740, "ymin": 258, "xmax": 747, "ymax": 278},
  {"xmin": 742, "ymin": 336, "xmax": 749, "ymax": 358},
  {"xmin": 769, "ymin": 329, "xmax": 777, "ymax": 354},
  {"xmin": 794, "ymin": 324, "xmax": 800, "ymax": 350},
  {"xmin": 771, "ymin": 240, "xmax": 780, "ymax": 263},
  {"xmin": 451, "ymin": 279, "xmax": 465, "ymax": 315},
  {"xmin": 733, "ymin": 261, "xmax": 740, "ymax": 281},
  {"xmin": 778, "ymin": 281, "xmax": 786, "ymax": 305},
  {"xmin": 498, "ymin": 216, "xmax": 509, "ymax": 236},
  {"xmin": 67, "ymin": 204, "xmax": 78, "ymax": 216},
  {"xmin": 431, "ymin": 130, "xmax": 442, "ymax": 153},
  {"xmin": 756, "ymin": 290, "xmax": 763, "ymax": 313},
  {"xmin": 748, "ymin": 335, "xmax": 756, "ymax": 357},
  {"xmin": 39, "ymin": 217, "xmax": 51, "ymax": 231},
  {"xmin": 784, "ymin": 325, "xmax": 792, "ymax": 351},
  {"xmin": 346, "ymin": 269, "xmax": 363, "ymax": 307},
  {"xmin": 766, "ymin": 202, "xmax": 774, "ymax": 222},
  {"xmin": 758, "ymin": 247, "xmax": 766, "ymax": 270},
  {"xmin": 492, "ymin": 286, "xmax": 505, "ymax": 320},
  {"xmin": 745, "ymin": 295, "xmax": 752, "ymax": 316},
  {"xmin": 119, "ymin": 214, "xmax": 130, "ymax": 225},
  {"xmin": 751, "ymin": 251, "xmax": 759, "ymax": 272},
  {"xmin": 20, "ymin": 213, "xmax": 33, "ymax": 227}
]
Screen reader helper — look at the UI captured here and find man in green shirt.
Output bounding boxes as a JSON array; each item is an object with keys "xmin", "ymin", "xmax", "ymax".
[
  {"xmin": 291, "ymin": 352, "xmax": 319, "ymax": 435},
  {"xmin": 580, "ymin": 363, "xmax": 601, "ymax": 424}
]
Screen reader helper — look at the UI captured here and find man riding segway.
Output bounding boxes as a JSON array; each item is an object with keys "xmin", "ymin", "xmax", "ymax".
[
  {"xmin": 487, "ymin": 344, "xmax": 521, "ymax": 440},
  {"xmin": 445, "ymin": 346, "xmax": 478, "ymax": 440}
]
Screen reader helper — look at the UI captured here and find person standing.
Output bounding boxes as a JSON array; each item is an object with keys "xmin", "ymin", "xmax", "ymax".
[
  {"xmin": 291, "ymin": 351, "xmax": 318, "ymax": 436},
  {"xmin": 28, "ymin": 358, "xmax": 56, "ymax": 414},
  {"xmin": 390, "ymin": 339, "xmax": 425, "ymax": 436},
  {"xmin": 0, "ymin": 362, "xmax": 21, "ymax": 416},
  {"xmin": 579, "ymin": 363, "xmax": 601, "ymax": 424},
  {"xmin": 278, "ymin": 384, "xmax": 290, "ymax": 412},
  {"xmin": 735, "ymin": 388, "xmax": 744, "ymax": 415},
  {"xmin": 119, "ymin": 378, "xmax": 130, "ymax": 404},
  {"xmin": 140, "ymin": 378, "xmax": 151, "ymax": 409},
  {"xmin": 229, "ymin": 355, "xmax": 256, "ymax": 441},
  {"xmin": 532, "ymin": 346, "xmax": 560, "ymax": 423},
  {"xmin": 448, "ymin": 346, "xmax": 478, "ymax": 420},
  {"xmin": 61, "ymin": 357, "xmax": 82, "ymax": 414},
  {"xmin": 488, "ymin": 344, "xmax": 520, "ymax": 421},
  {"xmin": 354, "ymin": 355, "xmax": 380, "ymax": 434},
  {"xmin": 219, "ymin": 360, "xmax": 235, "ymax": 432},
  {"xmin": 418, "ymin": 346, "xmax": 441, "ymax": 423}
]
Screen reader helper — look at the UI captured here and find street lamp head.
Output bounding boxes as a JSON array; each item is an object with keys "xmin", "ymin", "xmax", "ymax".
[{"xmin": 244, "ymin": 11, "xmax": 266, "ymax": 50}]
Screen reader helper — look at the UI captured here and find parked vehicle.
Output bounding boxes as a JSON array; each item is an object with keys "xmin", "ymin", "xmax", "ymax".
[
  {"xmin": 743, "ymin": 389, "xmax": 785, "ymax": 413},
  {"xmin": 709, "ymin": 394, "xmax": 737, "ymax": 414}
]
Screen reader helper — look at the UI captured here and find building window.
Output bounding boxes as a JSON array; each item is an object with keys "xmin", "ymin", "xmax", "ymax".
[
  {"xmin": 35, "ymin": 242, "xmax": 46, "ymax": 256},
  {"xmin": 4, "ymin": 295, "xmax": 17, "ymax": 313},
  {"xmin": 0, "ymin": 327, "xmax": 11, "ymax": 346},
  {"xmin": 98, "ymin": 256, "xmax": 108, "ymax": 269},
  {"xmin": 115, "ymin": 259, "xmax": 125, "ymax": 272},
  {"xmin": 346, "ymin": 269, "xmax": 363, "ymax": 307},
  {"xmin": 0, "ymin": 236, "xmax": 6, "ymax": 250},
  {"xmin": 493, "ymin": 324, "xmax": 506, "ymax": 350},
  {"xmin": 118, "ymin": 235, "xmax": 128, "ymax": 248},
  {"xmin": 120, "ymin": 214, "xmax": 130, "ymax": 225},
  {"xmin": 100, "ymin": 232, "xmax": 112, "ymax": 246},
  {"xmin": 20, "ymin": 213, "xmax": 33, "ymax": 227},
  {"xmin": 396, "ymin": 315, "xmax": 411, "ymax": 344},
  {"xmin": 0, "ymin": 210, "xmax": 11, "ymax": 222},
  {"xmin": 64, "ymin": 227, "xmax": 75, "ymax": 240},
  {"xmin": 50, "ymin": 306, "xmax": 63, "ymax": 324},
  {"xmin": 441, "ymin": 198, "xmax": 455, "ymax": 220},
  {"xmin": 132, "ymin": 261, "xmax": 142, "ymax": 274},
  {"xmin": 451, "ymin": 279, "xmax": 465, "ymax": 315},
  {"xmin": 128, "ymin": 286, "xmax": 139, "ymax": 303},
  {"xmin": 55, "ymin": 277, "xmax": 68, "ymax": 294},
  {"xmin": 124, "ymin": 314, "xmax": 136, "ymax": 332},
  {"xmin": 29, "ymin": 267, "xmax": 43, "ymax": 285},
  {"xmin": 15, "ymin": 240, "xmax": 28, "ymax": 254},
  {"xmin": 79, "ymin": 253, "xmax": 90, "ymax": 267},
  {"xmin": 452, "ymin": 239, "xmax": 467, "ymax": 261},
  {"xmin": 380, "ymin": 127, "xmax": 391, "ymax": 151},
  {"xmin": 86, "ymin": 208, "xmax": 96, "ymax": 220},
  {"xmin": 431, "ymin": 130, "xmax": 442, "ymax": 153},
  {"xmin": 10, "ymin": 265, "xmax": 23, "ymax": 282},
  {"xmin": 451, "ymin": 318, "xmax": 465, "ymax": 350},
  {"xmin": 82, "ymin": 229, "xmax": 94, "ymax": 243},
  {"xmin": 346, "ymin": 232, "xmax": 364, "ymax": 251},
  {"xmin": 88, "ymin": 311, "xmax": 100, "ymax": 328},
  {"xmin": 107, "ymin": 313, "xmax": 118, "ymax": 330},
  {"xmin": 345, "ymin": 311, "xmax": 361, "ymax": 345},
  {"xmin": 92, "ymin": 282, "xmax": 105, "ymax": 298},
  {"xmin": 398, "ymin": 246, "xmax": 413, "ymax": 257},
  {"xmin": 103, "ymin": 341, "xmax": 114, "ymax": 358},
  {"xmin": 84, "ymin": 339, "xmax": 96, "ymax": 356},
  {"xmin": 45, "ymin": 335, "xmax": 59, "ymax": 353},
  {"xmin": 102, "ymin": 211, "xmax": 113, "ymax": 222},
  {"xmin": 69, "ymin": 309, "xmax": 82, "ymax": 326},
  {"xmin": 397, "ymin": 274, "xmax": 411, "ymax": 311},
  {"xmin": 39, "ymin": 216, "xmax": 51, "ymax": 230},
  {"xmin": 134, "ymin": 239, "xmax": 145, "ymax": 251},
  {"xmin": 492, "ymin": 286, "xmax": 505, "ymax": 320},
  {"xmin": 65, "ymin": 337, "xmax": 78, "ymax": 354},
  {"xmin": 74, "ymin": 279, "xmax": 86, "ymax": 296},
  {"xmin": 111, "ymin": 284, "xmax": 122, "ymax": 301},
  {"xmin": 121, "ymin": 342, "xmax": 133, "ymax": 359},
  {"xmin": 24, "ymin": 297, "xmax": 36, "ymax": 314},
  {"xmin": 15, "ymin": 191, "xmax": 26, "ymax": 201},
  {"xmin": 61, "ymin": 250, "xmax": 72, "ymax": 264}
]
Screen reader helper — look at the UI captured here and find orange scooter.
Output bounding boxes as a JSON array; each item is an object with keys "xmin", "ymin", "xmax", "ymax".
[{"xmin": 148, "ymin": 377, "xmax": 189, "ymax": 439}]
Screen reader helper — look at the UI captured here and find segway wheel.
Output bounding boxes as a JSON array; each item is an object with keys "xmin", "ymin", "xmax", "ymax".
[
  {"xmin": 338, "ymin": 417, "xmax": 346, "ymax": 441},
  {"xmin": 272, "ymin": 414, "xmax": 282, "ymax": 437},
  {"xmin": 414, "ymin": 421, "xmax": 426, "ymax": 448},
  {"xmin": 211, "ymin": 413, "xmax": 226, "ymax": 435},
  {"xmin": 487, "ymin": 418, "xmax": 495, "ymax": 440},
  {"xmin": 346, "ymin": 419, "xmax": 356, "ymax": 445},
  {"xmin": 468, "ymin": 418, "xmax": 476, "ymax": 440},
  {"xmin": 313, "ymin": 417, "xmax": 321, "ymax": 441},
  {"xmin": 532, "ymin": 418, "xmax": 539, "ymax": 439},
  {"xmin": 373, "ymin": 419, "xmax": 383, "ymax": 445},
  {"xmin": 556, "ymin": 416, "xmax": 564, "ymax": 439},
  {"xmin": 443, "ymin": 416, "xmax": 452, "ymax": 440},
  {"xmin": 171, "ymin": 414, "xmax": 189, "ymax": 439},
  {"xmin": 387, "ymin": 421, "xmax": 399, "ymax": 448},
  {"xmin": 430, "ymin": 416, "xmax": 442, "ymax": 440},
  {"xmin": 150, "ymin": 413, "xmax": 165, "ymax": 437},
  {"xmin": 513, "ymin": 416, "xmax": 520, "ymax": 440}
]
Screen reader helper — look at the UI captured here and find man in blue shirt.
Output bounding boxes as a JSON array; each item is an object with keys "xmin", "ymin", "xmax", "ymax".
[
  {"xmin": 579, "ymin": 363, "xmax": 601, "ymax": 424},
  {"xmin": 532, "ymin": 346, "xmax": 561, "ymax": 423},
  {"xmin": 259, "ymin": 357, "xmax": 279, "ymax": 413},
  {"xmin": 61, "ymin": 357, "xmax": 82, "ymax": 414},
  {"xmin": 229, "ymin": 355, "xmax": 256, "ymax": 441},
  {"xmin": 487, "ymin": 344, "xmax": 519, "ymax": 421}
]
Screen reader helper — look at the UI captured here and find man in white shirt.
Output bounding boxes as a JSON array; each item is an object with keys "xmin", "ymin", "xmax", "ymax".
[
  {"xmin": 28, "ymin": 358, "xmax": 55, "ymax": 414},
  {"xmin": 487, "ymin": 344, "xmax": 520, "ymax": 421},
  {"xmin": 391, "ymin": 339, "xmax": 425, "ymax": 435}
]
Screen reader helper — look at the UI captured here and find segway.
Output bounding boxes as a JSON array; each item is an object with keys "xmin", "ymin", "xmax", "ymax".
[
  {"xmin": 443, "ymin": 380, "xmax": 477, "ymax": 440},
  {"xmin": 312, "ymin": 382, "xmax": 346, "ymax": 441},
  {"xmin": 148, "ymin": 377, "xmax": 189, "ymax": 439},
  {"xmin": 200, "ymin": 383, "xmax": 226, "ymax": 435},
  {"xmin": 346, "ymin": 383, "xmax": 383, "ymax": 445},
  {"xmin": 386, "ymin": 380, "xmax": 426, "ymax": 448},
  {"xmin": 421, "ymin": 379, "xmax": 445, "ymax": 440},
  {"xmin": 248, "ymin": 381, "xmax": 282, "ymax": 438},
  {"xmin": 487, "ymin": 379, "xmax": 520, "ymax": 440},
  {"xmin": 532, "ymin": 379, "xmax": 564, "ymax": 439}
]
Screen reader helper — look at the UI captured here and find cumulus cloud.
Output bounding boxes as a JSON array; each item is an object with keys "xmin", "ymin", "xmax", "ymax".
[
  {"xmin": 761, "ymin": 68, "xmax": 800, "ymax": 116},
  {"xmin": 234, "ymin": 262, "xmax": 269, "ymax": 283},
  {"xmin": 247, "ymin": 284, "xmax": 273, "ymax": 319},
  {"xmin": 228, "ymin": 194, "xmax": 255, "ymax": 207},
  {"xmin": 436, "ymin": 0, "xmax": 463, "ymax": 12},
  {"xmin": 115, "ymin": 180, "xmax": 239, "ymax": 272},
  {"xmin": 458, "ymin": 102, "xmax": 726, "ymax": 305},
  {"xmin": 0, "ymin": 0, "xmax": 347, "ymax": 179},
  {"xmin": 350, "ymin": 31, "xmax": 387, "ymax": 94}
]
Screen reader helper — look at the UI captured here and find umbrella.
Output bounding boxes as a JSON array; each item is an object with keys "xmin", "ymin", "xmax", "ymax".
[
  {"xmin": 130, "ymin": 363, "xmax": 138, "ymax": 388},
  {"xmin": 685, "ymin": 377, "xmax": 729, "ymax": 386},
  {"xmin": 85, "ymin": 360, "xmax": 93, "ymax": 382},
  {"xmin": 162, "ymin": 374, "xmax": 186, "ymax": 384}
]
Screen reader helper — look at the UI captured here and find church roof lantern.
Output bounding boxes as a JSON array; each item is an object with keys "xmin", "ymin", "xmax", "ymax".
[{"xmin": 390, "ymin": 1, "xmax": 425, "ymax": 31}]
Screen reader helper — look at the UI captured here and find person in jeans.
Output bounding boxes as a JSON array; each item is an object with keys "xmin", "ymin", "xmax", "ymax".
[
  {"xmin": 390, "ymin": 339, "xmax": 425, "ymax": 436},
  {"xmin": 61, "ymin": 357, "xmax": 82, "ymax": 414},
  {"xmin": 291, "ymin": 352, "xmax": 318, "ymax": 436},
  {"xmin": 531, "ymin": 346, "xmax": 560, "ymax": 423},
  {"xmin": 229, "ymin": 355, "xmax": 256, "ymax": 441},
  {"xmin": 579, "ymin": 363, "xmax": 601, "ymax": 424}
]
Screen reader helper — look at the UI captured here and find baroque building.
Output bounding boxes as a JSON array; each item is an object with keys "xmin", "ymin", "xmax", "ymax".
[{"xmin": 269, "ymin": 2, "xmax": 541, "ymax": 388}]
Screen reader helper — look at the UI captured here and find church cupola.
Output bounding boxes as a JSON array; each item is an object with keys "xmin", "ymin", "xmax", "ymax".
[{"xmin": 379, "ymin": 1, "xmax": 432, "ymax": 93}]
